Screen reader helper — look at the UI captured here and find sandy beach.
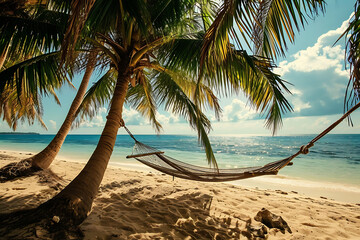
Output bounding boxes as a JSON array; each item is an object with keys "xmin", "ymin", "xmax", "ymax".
[{"xmin": 1, "ymin": 149, "xmax": 360, "ymax": 239}]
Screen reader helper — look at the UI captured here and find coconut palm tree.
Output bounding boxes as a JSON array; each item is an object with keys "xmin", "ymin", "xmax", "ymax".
[
  {"xmin": 1, "ymin": 0, "xmax": 336, "ymax": 238},
  {"xmin": 0, "ymin": 2, "xmax": 102, "ymax": 180},
  {"xmin": 0, "ymin": 0, "xmax": 297, "ymax": 238}
]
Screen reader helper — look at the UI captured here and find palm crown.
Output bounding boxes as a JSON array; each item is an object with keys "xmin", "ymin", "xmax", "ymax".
[{"xmin": 0, "ymin": 2, "xmax": 72, "ymax": 129}]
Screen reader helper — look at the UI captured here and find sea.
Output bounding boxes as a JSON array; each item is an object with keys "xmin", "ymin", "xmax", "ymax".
[{"xmin": 1, "ymin": 133, "xmax": 360, "ymax": 202}]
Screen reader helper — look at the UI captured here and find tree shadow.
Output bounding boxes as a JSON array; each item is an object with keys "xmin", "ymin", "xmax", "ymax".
[{"xmin": 83, "ymin": 185, "xmax": 246, "ymax": 239}]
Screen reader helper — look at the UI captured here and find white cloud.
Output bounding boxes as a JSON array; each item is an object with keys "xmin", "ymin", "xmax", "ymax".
[
  {"xmin": 221, "ymin": 99, "xmax": 257, "ymax": 122},
  {"xmin": 287, "ymin": 88, "xmax": 311, "ymax": 113},
  {"xmin": 155, "ymin": 112, "xmax": 182, "ymax": 125},
  {"xmin": 123, "ymin": 108, "xmax": 143, "ymax": 125},
  {"xmin": 49, "ymin": 120, "xmax": 57, "ymax": 130},
  {"xmin": 123, "ymin": 107, "xmax": 184, "ymax": 126},
  {"xmin": 275, "ymin": 16, "xmax": 351, "ymax": 77},
  {"xmin": 79, "ymin": 107, "xmax": 107, "ymax": 127},
  {"xmin": 292, "ymin": 99, "xmax": 311, "ymax": 113},
  {"xmin": 281, "ymin": 113, "xmax": 360, "ymax": 135},
  {"xmin": 273, "ymin": 15, "xmax": 355, "ymax": 117}
]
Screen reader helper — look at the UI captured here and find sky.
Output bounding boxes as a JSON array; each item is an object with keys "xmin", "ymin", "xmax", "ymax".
[{"xmin": 1, "ymin": 0, "xmax": 359, "ymax": 136}]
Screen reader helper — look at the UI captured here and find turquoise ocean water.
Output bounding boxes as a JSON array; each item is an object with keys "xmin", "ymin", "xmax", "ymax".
[{"xmin": 1, "ymin": 133, "xmax": 359, "ymax": 188}]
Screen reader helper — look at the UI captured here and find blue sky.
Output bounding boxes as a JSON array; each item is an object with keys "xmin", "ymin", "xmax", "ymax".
[{"xmin": 1, "ymin": 0, "xmax": 359, "ymax": 136}]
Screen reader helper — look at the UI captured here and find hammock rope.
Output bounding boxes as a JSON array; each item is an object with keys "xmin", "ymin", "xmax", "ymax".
[{"xmin": 124, "ymin": 101, "xmax": 360, "ymax": 182}]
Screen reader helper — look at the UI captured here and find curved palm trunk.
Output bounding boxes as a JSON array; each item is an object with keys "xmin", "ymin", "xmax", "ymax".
[
  {"xmin": 40, "ymin": 73, "xmax": 129, "ymax": 225},
  {"xmin": 30, "ymin": 51, "xmax": 98, "ymax": 169}
]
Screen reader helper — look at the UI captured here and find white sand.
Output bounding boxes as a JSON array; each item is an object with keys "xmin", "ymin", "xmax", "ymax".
[{"xmin": 1, "ymin": 150, "xmax": 360, "ymax": 239}]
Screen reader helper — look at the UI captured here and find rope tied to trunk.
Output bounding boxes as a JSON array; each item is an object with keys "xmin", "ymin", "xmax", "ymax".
[{"xmin": 105, "ymin": 114, "xmax": 123, "ymax": 128}]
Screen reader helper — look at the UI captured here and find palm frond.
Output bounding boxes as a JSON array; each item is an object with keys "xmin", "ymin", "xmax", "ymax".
[
  {"xmin": 151, "ymin": 64, "xmax": 222, "ymax": 119},
  {"xmin": 73, "ymin": 69, "xmax": 117, "ymax": 128},
  {"xmin": 0, "ymin": 51, "xmax": 70, "ymax": 103},
  {"xmin": 0, "ymin": 14, "xmax": 66, "ymax": 58},
  {"xmin": 253, "ymin": 0, "xmax": 326, "ymax": 59},
  {"xmin": 159, "ymin": 34, "xmax": 292, "ymax": 133},
  {"xmin": 153, "ymin": 71, "xmax": 217, "ymax": 168},
  {"xmin": 339, "ymin": 1, "xmax": 360, "ymax": 117},
  {"xmin": 61, "ymin": 0, "xmax": 96, "ymax": 65},
  {"xmin": 157, "ymin": 32, "xmax": 204, "ymax": 74},
  {"xmin": 200, "ymin": 0, "xmax": 255, "ymax": 67},
  {"xmin": 126, "ymin": 72, "xmax": 162, "ymax": 133},
  {"xmin": 218, "ymin": 51, "xmax": 292, "ymax": 134},
  {"xmin": 0, "ymin": 85, "xmax": 47, "ymax": 130},
  {"xmin": 86, "ymin": 0, "xmax": 150, "ymax": 36},
  {"xmin": 149, "ymin": 0, "xmax": 199, "ymax": 34},
  {"xmin": 49, "ymin": 0, "xmax": 72, "ymax": 14}
]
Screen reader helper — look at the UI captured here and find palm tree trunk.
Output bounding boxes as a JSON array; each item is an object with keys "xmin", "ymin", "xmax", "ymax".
[
  {"xmin": 31, "ymin": 50, "xmax": 98, "ymax": 169},
  {"xmin": 39, "ymin": 72, "xmax": 129, "ymax": 226}
]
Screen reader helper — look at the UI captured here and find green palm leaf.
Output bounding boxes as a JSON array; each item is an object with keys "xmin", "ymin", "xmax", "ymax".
[
  {"xmin": 60, "ymin": 0, "xmax": 96, "ymax": 64},
  {"xmin": 153, "ymin": 71, "xmax": 217, "ymax": 168},
  {"xmin": 0, "ymin": 5, "xmax": 69, "ymax": 58},
  {"xmin": 73, "ymin": 69, "xmax": 117, "ymax": 128},
  {"xmin": 127, "ymin": 72, "xmax": 162, "ymax": 133},
  {"xmin": 253, "ymin": 0, "xmax": 325, "ymax": 59},
  {"xmin": 159, "ymin": 34, "xmax": 292, "ymax": 133},
  {"xmin": 336, "ymin": 1, "xmax": 360, "ymax": 115},
  {"xmin": 0, "ymin": 15, "xmax": 66, "ymax": 58},
  {"xmin": 0, "ymin": 51, "xmax": 70, "ymax": 103},
  {"xmin": 200, "ymin": 0, "xmax": 254, "ymax": 66},
  {"xmin": 153, "ymin": 65, "xmax": 222, "ymax": 119},
  {"xmin": 0, "ymin": 85, "xmax": 47, "ymax": 130}
]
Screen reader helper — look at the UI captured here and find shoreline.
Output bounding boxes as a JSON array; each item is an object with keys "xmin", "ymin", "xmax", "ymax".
[
  {"xmin": 1, "ymin": 148, "xmax": 359, "ymax": 204},
  {"xmin": 1, "ymin": 149, "xmax": 360, "ymax": 239}
]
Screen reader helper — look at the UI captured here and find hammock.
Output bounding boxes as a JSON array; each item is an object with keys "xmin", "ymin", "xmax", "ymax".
[{"xmin": 125, "ymin": 102, "xmax": 360, "ymax": 182}]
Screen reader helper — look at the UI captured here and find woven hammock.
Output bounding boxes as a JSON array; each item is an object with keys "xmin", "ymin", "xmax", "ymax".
[{"xmin": 125, "ymin": 102, "xmax": 360, "ymax": 182}]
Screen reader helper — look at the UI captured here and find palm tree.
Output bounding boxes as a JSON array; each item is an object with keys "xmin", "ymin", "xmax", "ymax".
[
  {"xmin": 0, "ymin": 2, "xmax": 101, "ymax": 180},
  {"xmin": 1, "ymin": 0, "xmax": 338, "ymax": 238},
  {"xmin": 0, "ymin": 0, "xmax": 297, "ymax": 237},
  {"xmin": 26, "ymin": 50, "xmax": 98, "ymax": 169}
]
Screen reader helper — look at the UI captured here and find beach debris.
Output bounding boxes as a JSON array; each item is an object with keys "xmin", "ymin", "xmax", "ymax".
[
  {"xmin": 205, "ymin": 217, "xmax": 215, "ymax": 226},
  {"xmin": 203, "ymin": 196, "xmax": 213, "ymax": 210},
  {"xmin": 254, "ymin": 208, "xmax": 292, "ymax": 233},
  {"xmin": 243, "ymin": 219, "xmax": 268, "ymax": 239},
  {"xmin": 175, "ymin": 217, "xmax": 196, "ymax": 229},
  {"xmin": 233, "ymin": 213, "xmax": 250, "ymax": 222},
  {"xmin": 275, "ymin": 190, "xmax": 288, "ymax": 195},
  {"xmin": 52, "ymin": 216, "xmax": 60, "ymax": 223}
]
